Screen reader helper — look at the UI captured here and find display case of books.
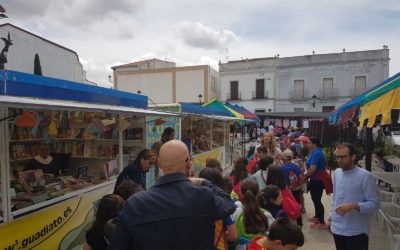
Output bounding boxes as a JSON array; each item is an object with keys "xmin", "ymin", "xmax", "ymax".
[
  {"xmin": 181, "ymin": 115, "xmax": 229, "ymax": 155},
  {"xmin": 7, "ymin": 108, "xmax": 145, "ymax": 212}
]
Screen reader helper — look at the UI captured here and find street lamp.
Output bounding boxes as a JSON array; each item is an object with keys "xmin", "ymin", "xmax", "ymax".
[
  {"xmin": 198, "ymin": 94, "xmax": 203, "ymax": 104},
  {"xmin": 312, "ymin": 94, "xmax": 317, "ymax": 108}
]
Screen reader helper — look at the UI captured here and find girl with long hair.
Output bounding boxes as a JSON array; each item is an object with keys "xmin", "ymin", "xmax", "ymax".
[
  {"xmin": 261, "ymin": 133, "xmax": 282, "ymax": 165},
  {"xmin": 84, "ymin": 194, "xmax": 124, "ymax": 250},
  {"xmin": 231, "ymin": 157, "xmax": 249, "ymax": 201},
  {"xmin": 234, "ymin": 179, "xmax": 274, "ymax": 244}
]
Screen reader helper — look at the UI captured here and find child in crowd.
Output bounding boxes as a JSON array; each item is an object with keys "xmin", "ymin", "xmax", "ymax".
[
  {"xmin": 280, "ymin": 150, "xmax": 302, "ymax": 208},
  {"xmin": 84, "ymin": 194, "xmax": 124, "ymax": 250},
  {"xmin": 266, "ymin": 166, "xmax": 301, "ymax": 226},
  {"xmin": 259, "ymin": 185, "xmax": 287, "ymax": 219},
  {"xmin": 234, "ymin": 179, "xmax": 274, "ymax": 246},
  {"xmin": 199, "ymin": 167, "xmax": 237, "ymax": 250},
  {"xmin": 231, "ymin": 157, "xmax": 249, "ymax": 201},
  {"xmin": 206, "ymin": 158, "xmax": 223, "ymax": 172},
  {"xmin": 248, "ymin": 217, "xmax": 304, "ymax": 250},
  {"xmin": 113, "ymin": 179, "xmax": 143, "ymax": 201},
  {"xmin": 247, "ymin": 146, "xmax": 256, "ymax": 161},
  {"xmin": 247, "ymin": 146, "xmax": 269, "ymax": 174},
  {"xmin": 252, "ymin": 156, "xmax": 274, "ymax": 190},
  {"xmin": 223, "ymin": 175, "xmax": 240, "ymax": 202}
]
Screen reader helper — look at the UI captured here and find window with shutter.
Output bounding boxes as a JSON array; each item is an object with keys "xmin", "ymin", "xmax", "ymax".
[
  {"xmin": 256, "ymin": 79, "xmax": 265, "ymax": 99},
  {"xmin": 294, "ymin": 80, "xmax": 304, "ymax": 98},
  {"xmin": 230, "ymin": 81, "xmax": 239, "ymax": 100},
  {"xmin": 355, "ymin": 76, "xmax": 366, "ymax": 96},
  {"xmin": 323, "ymin": 78, "xmax": 334, "ymax": 98}
]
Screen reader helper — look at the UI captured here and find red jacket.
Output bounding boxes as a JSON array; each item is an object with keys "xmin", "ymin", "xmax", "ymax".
[
  {"xmin": 247, "ymin": 158, "xmax": 258, "ymax": 175},
  {"xmin": 315, "ymin": 170, "xmax": 333, "ymax": 195},
  {"xmin": 248, "ymin": 236, "xmax": 266, "ymax": 250}
]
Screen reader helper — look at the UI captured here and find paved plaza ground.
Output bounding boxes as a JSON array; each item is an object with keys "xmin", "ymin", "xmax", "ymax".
[{"xmin": 301, "ymin": 190, "xmax": 389, "ymax": 250}]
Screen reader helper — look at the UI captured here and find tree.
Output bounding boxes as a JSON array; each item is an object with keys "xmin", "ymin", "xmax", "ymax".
[{"xmin": 34, "ymin": 53, "xmax": 42, "ymax": 75}]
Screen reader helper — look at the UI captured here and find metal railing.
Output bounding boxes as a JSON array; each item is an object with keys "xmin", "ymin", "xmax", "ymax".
[
  {"xmin": 227, "ymin": 92, "xmax": 242, "ymax": 101},
  {"xmin": 252, "ymin": 90, "xmax": 268, "ymax": 100}
]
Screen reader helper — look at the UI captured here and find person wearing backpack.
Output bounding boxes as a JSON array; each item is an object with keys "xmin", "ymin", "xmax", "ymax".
[
  {"xmin": 199, "ymin": 167, "xmax": 237, "ymax": 250},
  {"xmin": 280, "ymin": 149, "xmax": 302, "ymax": 226},
  {"xmin": 266, "ymin": 166, "xmax": 301, "ymax": 224},
  {"xmin": 233, "ymin": 179, "xmax": 274, "ymax": 249},
  {"xmin": 259, "ymin": 185, "xmax": 288, "ymax": 219}
]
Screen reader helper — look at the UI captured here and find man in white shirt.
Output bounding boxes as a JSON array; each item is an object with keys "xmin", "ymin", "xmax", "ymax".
[{"xmin": 268, "ymin": 124, "xmax": 274, "ymax": 135}]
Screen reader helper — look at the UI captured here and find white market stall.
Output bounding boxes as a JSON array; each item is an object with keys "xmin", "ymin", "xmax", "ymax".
[{"xmin": 0, "ymin": 71, "xmax": 176, "ymax": 250}]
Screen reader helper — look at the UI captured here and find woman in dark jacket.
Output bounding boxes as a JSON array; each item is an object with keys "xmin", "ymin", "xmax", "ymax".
[{"xmin": 114, "ymin": 149, "xmax": 155, "ymax": 190}]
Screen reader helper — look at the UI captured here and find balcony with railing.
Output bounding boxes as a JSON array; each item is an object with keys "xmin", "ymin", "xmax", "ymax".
[
  {"xmin": 318, "ymin": 88, "xmax": 339, "ymax": 100},
  {"xmin": 289, "ymin": 90, "xmax": 308, "ymax": 101},
  {"xmin": 227, "ymin": 92, "xmax": 242, "ymax": 101},
  {"xmin": 252, "ymin": 90, "xmax": 268, "ymax": 100}
]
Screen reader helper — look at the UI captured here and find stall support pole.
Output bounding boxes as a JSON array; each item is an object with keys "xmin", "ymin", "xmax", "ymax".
[
  {"xmin": 365, "ymin": 128, "xmax": 373, "ymax": 172},
  {"xmin": 320, "ymin": 120, "xmax": 325, "ymax": 145},
  {"xmin": 223, "ymin": 122, "xmax": 226, "ymax": 167},
  {"xmin": 210, "ymin": 119, "xmax": 213, "ymax": 150},
  {"xmin": 118, "ymin": 115, "xmax": 123, "ymax": 172},
  {"xmin": 0, "ymin": 107, "xmax": 11, "ymax": 222},
  {"xmin": 190, "ymin": 117, "xmax": 192, "ymax": 153},
  {"xmin": 242, "ymin": 125, "xmax": 245, "ymax": 157}
]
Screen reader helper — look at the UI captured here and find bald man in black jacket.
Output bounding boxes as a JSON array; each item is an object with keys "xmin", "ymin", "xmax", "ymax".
[{"xmin": 108, "ymin": 140, "xmax": 235, "ymax": 250}]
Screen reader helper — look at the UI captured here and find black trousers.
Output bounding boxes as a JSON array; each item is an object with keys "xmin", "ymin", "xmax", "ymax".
[
  {"xmin": 309, "ymin": 180, "xmax": 325, "ymax": 223},
  {"xmin": 291, "ymin": 189, "xmax": 303, "ymax": 226},
  {"xmin": 333, "ymin": 233, "xmax": 369, "ymax": 250}
]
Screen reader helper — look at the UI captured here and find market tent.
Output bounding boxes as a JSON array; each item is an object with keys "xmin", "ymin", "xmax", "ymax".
[
  {"xmin": 202, "ymin": 99, "xmax": 244, "ymax": 119},
  {"xmin": 328, "ymin": 72, "xmax": 400, "ymax": 125},
  {"xmin": 232, "ymin": 104, "xmax": 259, "ymax": 120},
  {"xmin": 0, "ymin": 70, "xmax": 148, "ymax": 109},
  {"xmin": 359, "ymin": 73, "xmax": 400, "ymax": 127},
  {"xmin": 180, "ymin": 102, "xmax": 232, "ymax": 117},
  {"xmin": 224, "ymin": 102, "xmax": 260, "ymax": 122},
  {"xmin": 0, "ymin": 95, "xmax": 178, "ymax": 117}
]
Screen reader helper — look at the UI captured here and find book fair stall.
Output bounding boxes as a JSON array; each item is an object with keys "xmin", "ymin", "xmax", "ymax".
[
  {"xmin": 146, "ymin": 101, "xmax": 250, "ymax": 181},
  {"xmin": 179, "ymin": 101, "xmax": 257, "ymax": 175},
  {"xmin": 0, "ymin": 71, "xmax": 176, "ymax": 250}
]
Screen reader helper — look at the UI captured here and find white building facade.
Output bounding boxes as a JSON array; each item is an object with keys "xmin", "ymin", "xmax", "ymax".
[
  {"xmin": 113, "ymin": 59, "xmax": 220, "ymax": 104},
  {"xmin": 0, "ymin": 23, "xmax": 86, "ymax": 83},
  {"xmin": 219, "ymin": 58, "xmax": 277, "ymax": 113},
  {"xmin": 219, "ymin": 48, "xmax": 390, "ymax": 113}
]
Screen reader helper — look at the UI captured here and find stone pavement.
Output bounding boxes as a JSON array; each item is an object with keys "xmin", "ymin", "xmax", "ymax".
[{"xmin": 301, "ymin": 191, "xmax": 389, "ymax": 250}]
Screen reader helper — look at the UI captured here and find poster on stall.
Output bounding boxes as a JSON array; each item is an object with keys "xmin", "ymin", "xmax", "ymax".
[
  {"xmin": 0, "ymin": 182, "xmax": 114, "ymax": 250},
  {"xmin": 192, "ymin": 147, "xmax": 224, "ymax": 176},
  {"xmin": 146, "ymin": 106, "xmax": 181, "ymax": 188}
]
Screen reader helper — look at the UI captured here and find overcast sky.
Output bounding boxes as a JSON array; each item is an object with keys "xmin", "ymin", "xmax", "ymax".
[{"xmin": 2, "ymin": 0, "xmax": 400, "ymax": 87}]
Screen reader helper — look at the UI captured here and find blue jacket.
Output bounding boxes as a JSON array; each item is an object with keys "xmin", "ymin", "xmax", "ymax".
[
  {"xmin": 115, "ymin": 163, "xmax": 146, "ymax": 190},
  {"xmin": 108, "ymin": 172, "xmax": 236, "ymax": 250}
]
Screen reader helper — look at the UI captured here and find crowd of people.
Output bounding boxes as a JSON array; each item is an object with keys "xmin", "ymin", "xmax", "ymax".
[{"xmin": 82, "ymin": 126, "xmax": 380, "ymax": 250}]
